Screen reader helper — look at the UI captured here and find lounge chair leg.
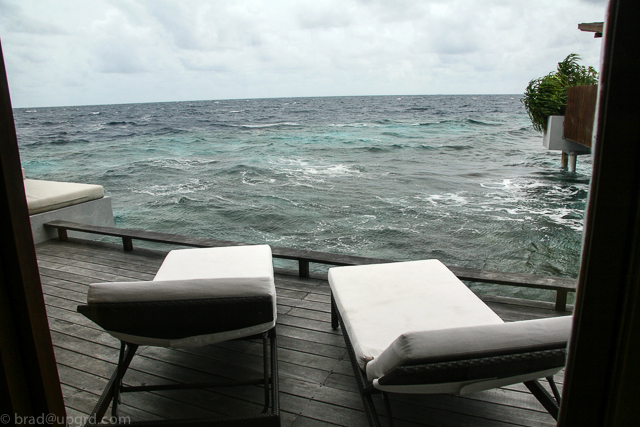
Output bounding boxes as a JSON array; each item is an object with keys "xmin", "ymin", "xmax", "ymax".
[
  {"xmin": 382, "ymin": 392, "xmax": 395, "ymax": 427},
  {"xmin": 269, "ymin": 327, "xmax": 280, "ymax": 420},
  {"xmin": 262, "ymin": 332, "xmax": 270, "ymax": 413},
  {"xmin": 112, "ymin": 341, "xmax": 137, "ymax": 418},
  {"xmin": 337, "ymin": 309, "xmax": 382, "ymax": 427},
  {"xmin": 84, "ymin": 341, "xmax": 136, "ymax": 426},
  {"xmin": 331, "ymin": 292, "xmax": 339, "ymax": 330},
  {"xmin": 524, "ymin": 379, "xmax": 560, "ymax": 420},
  {"xmin": 547, "ymin": 376, "xmax": 562, "ymax": 404}
]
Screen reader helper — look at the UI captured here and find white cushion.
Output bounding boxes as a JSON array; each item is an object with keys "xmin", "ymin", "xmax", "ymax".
[
  {"xmin": 24, "ymin": 179, "xmax": 104, "ymax": 215},
  {"xmin": 328, "ymin": 260, "xmax": 503, "ymax": 370},
  {"xmin": 87, "ymin": 278, "xmax": 274, "ymax": 304},
  {"xmin": 154, "ymin": 244, "xmax": 274, "ymax": 283}
]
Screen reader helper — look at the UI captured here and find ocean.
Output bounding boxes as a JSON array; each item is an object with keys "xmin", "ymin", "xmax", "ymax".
[{"xmin": 13, "ymin": 95, "xmax": 590, "ymax": 302}]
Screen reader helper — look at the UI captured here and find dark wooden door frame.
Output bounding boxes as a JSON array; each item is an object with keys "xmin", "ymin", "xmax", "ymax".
[
  {"xmin": 559, "ymin": 0, "xmax": 640, "ymax": 425},
  {"xmin": 0, "ymin": 41, "xmax": 66, "ymax": 425}
]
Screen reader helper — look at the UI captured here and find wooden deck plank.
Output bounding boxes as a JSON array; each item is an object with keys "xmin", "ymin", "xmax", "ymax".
[{"xmin": 37, "ymin": 239, "xmax": 564, "ymax": 426}]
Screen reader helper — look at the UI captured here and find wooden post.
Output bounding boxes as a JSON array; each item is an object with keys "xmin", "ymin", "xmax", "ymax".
[
  {"xmin": 58, "ymin": 227, "xmax": 68, "ymax": 242},
  {"xmin": 555, "ymin": 290, "xmax": 568, "ymax": 312},
  {"xmin": 561, "ymin": 152, "xmax": 569, "ymax": 169},
  {"xmin": 122, "ymin": 237, "xmax": 133, "ymax": 252},
  {"xmin": 299, "ymin": 260, "xmax": 310, "ymax": 278}
]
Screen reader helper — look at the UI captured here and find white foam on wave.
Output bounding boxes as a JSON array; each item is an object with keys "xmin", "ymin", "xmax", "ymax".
[
  {"xmin": 479, "ymin": 178, "xmax": 586, "ymax": 231},
  {"xmin": 133, "ymin": 178, "xmax": 210, "ymax": 197},
  {"xmin": 481, "ymin": 178, "xmax": 547, "ymax": 191},
  {"xmin": 240, "ymin": 170, "xmax": 266, "ymax": 186},
  {"xmin": 147, "ymin": 158, "xmax": 216, "ymax": 170},
  {"xmin": 272, "ymin": 158, "xmax": 362, "ymax": 179},
  {"xmin": 419, "ymin": 192, "xmax": 469, "ymax": 206},
  {"xmin": 330, "ymin": 123, "xmax": 371, "ymax": 128}
]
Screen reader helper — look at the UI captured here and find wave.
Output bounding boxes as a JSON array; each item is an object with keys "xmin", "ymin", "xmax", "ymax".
[
  {"xmin": 466, "ymin": 118, "xmax": 501, "ymax": 126},
  {"xmin": 105, "ymin": 120, "xmax": 148, "ymax": 127},
  {"xmin": 419, "ymin": 192, "xmax": 469, "ymax": 206},
  {"xmin": 134, "ymin": 158, "xmax": 219, "ymax": 172},
  {"xmin": 216, "ymin": 163, "xmax": 273, "ymax": 178},
  {"xmin": 406, "ymin": 107, "xmax": 433, "ymax": 112},
  {"xmin": 417, "ymin": 144, "xmax": 439, "ymax": 151},
  {"xmin": 364, "ymin": 146, "xmax": 387, "ymax": 153},
  {"xmin": 269, "ymin": 158, "xmax": 364, "ymax": 180},
  {"xmin": 150, "ymin": 126, "xmax": 189, "ymax": 135},
  {"xmin": 238, "ymin": 122, "xmax": 300, "ymax": 129},
  {"xmin": 417, "ymin": 119, "xmax": 455, "ymax": 126},
  {"xmin": 362, "ymin": 144, "xmax": 406, "ymax": 153},
  {"xmin": 444, "ymin": 144, "xmax": 473, "ymax": 151},
  {"xmin": 131, "ymin": 179, "xmax": 211, "ymax": 197},
  {"xmin": 330, "ymin": 122, "xmax": 372, "ymax": 128},
  {"xmin": 49, "ymin": 138, "xmax": 90, "ymax": 145}
]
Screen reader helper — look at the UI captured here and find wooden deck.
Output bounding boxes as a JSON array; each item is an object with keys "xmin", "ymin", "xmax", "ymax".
[{"xmin": 37, "ymin": 238, "xmax": 566, "ymax": 427}]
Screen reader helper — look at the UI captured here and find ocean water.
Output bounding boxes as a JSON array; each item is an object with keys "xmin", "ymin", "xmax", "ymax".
[{"xmin": 14, "ymin": 95, "xmax": 590, "ymax": 301}]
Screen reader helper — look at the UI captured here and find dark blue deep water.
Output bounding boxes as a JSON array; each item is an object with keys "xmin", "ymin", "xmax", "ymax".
[{"xmin": 14, "ymin": 95, "xmax": 590, "ymax": 301}]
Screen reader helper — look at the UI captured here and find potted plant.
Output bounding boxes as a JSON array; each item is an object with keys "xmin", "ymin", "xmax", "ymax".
[{"xmin": 522, "ymin": 53, "xmax": 599, "ymax": 134}]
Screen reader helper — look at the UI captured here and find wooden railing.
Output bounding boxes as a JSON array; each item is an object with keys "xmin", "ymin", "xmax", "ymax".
[{"xmin": 43, "ymin": 220, "xmax": 577, "ymax": 311}]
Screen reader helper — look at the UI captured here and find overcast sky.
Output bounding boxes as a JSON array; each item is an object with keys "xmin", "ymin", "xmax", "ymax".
[{"xmin": 0, "ymin": 0, "xmax": 606, "ymax": 108}]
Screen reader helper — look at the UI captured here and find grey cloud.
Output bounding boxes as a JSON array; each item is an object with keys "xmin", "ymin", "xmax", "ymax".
[
  {"xmin": 296, "ymin": 4, "xmax": 356, "ymax": 30},
  {"xmin": 143, "ymin": 3, "xmax": 205, "ymax": 50},
  {"xmin": 95, "ymin": 44, "xmax": 149, "ymax": 74},
  {"xmin": 179, "ymin": 56, "xmax": 231, "ymax": 73},
  {"xmin": 0, "ymin": 2, "xmax": 66, "ymax": 35}
]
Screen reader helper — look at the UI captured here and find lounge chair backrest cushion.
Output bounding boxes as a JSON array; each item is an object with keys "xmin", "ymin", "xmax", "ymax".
[
  {"xmin": 87, "ymin": 278, "xmax": 275, "ymax": 303},
  {"xmin": 366, "ymin": 315, "xmax": 572, "ymax": 382}
]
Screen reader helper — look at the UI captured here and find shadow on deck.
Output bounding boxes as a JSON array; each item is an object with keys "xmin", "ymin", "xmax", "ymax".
[{"xmin": 37, "ymin": 238, "xmax": 566, "ymax": 427}]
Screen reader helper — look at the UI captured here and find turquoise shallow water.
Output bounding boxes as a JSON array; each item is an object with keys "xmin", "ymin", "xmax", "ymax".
[{"xmin": 14, "ymin": 95, "xmax": 590, "ymax": 301}]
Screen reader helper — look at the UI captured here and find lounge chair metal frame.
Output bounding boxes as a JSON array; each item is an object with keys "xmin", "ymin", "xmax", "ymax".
[
  {"xmin": 331, "ymin": 294, "xmax": 563, "ymax": 427},
  {"xmin": 82, "ymin": 327, "xmax": 280, "ymax": 427}
]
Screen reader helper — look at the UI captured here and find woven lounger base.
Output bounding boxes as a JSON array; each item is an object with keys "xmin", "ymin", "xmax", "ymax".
[{"xmin": 83, "ymin": 328, "xmax": 280, "ymax": 427}]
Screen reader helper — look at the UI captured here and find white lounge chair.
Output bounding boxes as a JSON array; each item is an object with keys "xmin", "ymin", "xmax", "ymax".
[
  {"xmin": 329, "ymin": 259, "xmax": 571, "ymax": 427},
  {"xmin": 78, "ymin": 245, "xmax": 280, "ymax": 426}
]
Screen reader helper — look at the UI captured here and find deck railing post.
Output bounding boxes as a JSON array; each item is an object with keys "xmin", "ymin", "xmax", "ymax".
[
  {"xmin": 57, "ymin": 227, "xmax": 68, "ymax": 241},
  {"xmin": 299, "ymin": 259, "xmax": 310, "ymax": 278},
  {"xmin": 555, "ymin": 290, "xmax": 568, "ymax": 312},
  {"xmin": 122, "ymin": 237, "xmax": 133, "ymax": 252}
]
